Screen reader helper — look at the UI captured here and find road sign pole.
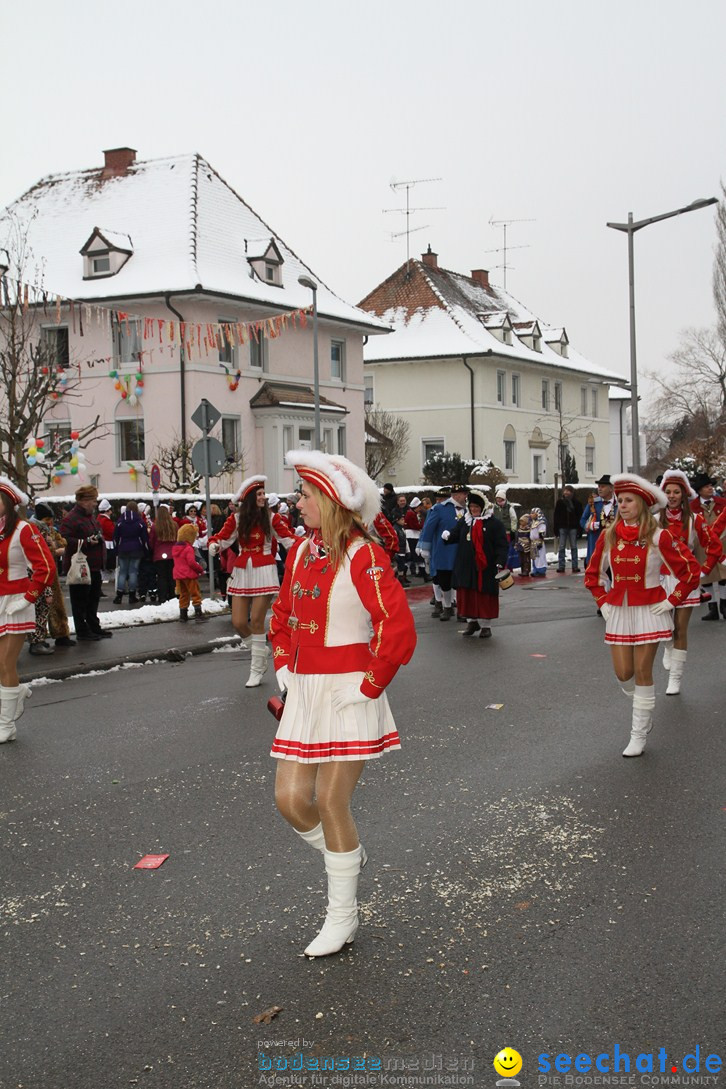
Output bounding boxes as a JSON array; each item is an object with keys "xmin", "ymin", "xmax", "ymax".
[{"xmin": 201, "ymin": 401, "xmax": 214, "ymax": 601}]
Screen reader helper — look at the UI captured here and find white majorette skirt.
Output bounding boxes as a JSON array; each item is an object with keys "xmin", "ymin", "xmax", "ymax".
[
  {"xmin": 604, "ymin": 603, "xmax": 674, "ymax": 645},
  {"xmin": 271, "ymin": 670, "xmax": 401, "ymax": 763},
  {"xmin": 0, "ymin": 598, "xmax": 35, "ymax": 638},
  {"xmin": 227, "ymin": 560, "xmax": 280, "ymax": 598},
  {"xmin": 662, "ymin": 572, "xmax": 700, "ymax": 609}
]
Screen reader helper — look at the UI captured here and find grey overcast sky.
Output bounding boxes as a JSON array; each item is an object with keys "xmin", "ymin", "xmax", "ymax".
[{"xmin": 3, "ymin": 0, "xmax": 724, "ymax": 406}]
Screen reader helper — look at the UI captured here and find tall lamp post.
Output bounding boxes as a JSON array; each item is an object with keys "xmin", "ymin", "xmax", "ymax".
[
  {"xmin": 607, "ymin": 197, "xmax": 718, "ymax": 473},
  {"xmin": 298, "ymin": 275, "xmax": 321, "ymax": 449}
]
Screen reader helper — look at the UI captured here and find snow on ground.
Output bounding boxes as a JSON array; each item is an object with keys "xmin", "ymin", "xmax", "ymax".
[{"xmin": 68, "ymin": 597, "xmax": 231, "ymax": 634}]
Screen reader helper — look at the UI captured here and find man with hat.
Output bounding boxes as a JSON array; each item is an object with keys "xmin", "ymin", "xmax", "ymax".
[
  {"xmin": 690, "ymin": 472, "xmax": 726, "ymax": 620},
  {"xmin": 417, "ymin": 483, "xmax": 468, "ymax": 620},
  {"xmin": 60, "ymin": 486, "xmax": 112, "ymax": 641}
]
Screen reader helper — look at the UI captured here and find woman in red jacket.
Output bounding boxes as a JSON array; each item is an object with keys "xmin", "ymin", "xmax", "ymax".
[
  {"xmin": 657, "ymin": 469, "xmax": 723, "ymax": 694},
  {"xmin": 269, "ymin": 450, "xmax": 417, "ymax": 957},
  {"xmin": 208, "ymin": 475, "xmax": 295, "ymax": 688},
  {"xmin": 0, "ymin": 477, "xmax": 56, "ymax": 743},
  {"xmin": 585, "ymin": 474, "xmax": 700, "ymax": 757}
]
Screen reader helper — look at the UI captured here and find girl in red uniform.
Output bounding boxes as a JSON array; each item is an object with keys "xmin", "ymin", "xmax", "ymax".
[
  {"xmin": 0, "ymin": 477, "xmax": 56, "ymax": 743},
  {"xmin": 269, "ymin": 450, "xmax": 417, "ymax": 957},
  {"xmin": 208, "ymin": 475, "xmax": 295, "ymax": 688},
  {"xmin": 585, "ymin": 473, "xmax": 700, "ymax": 757},
  {"xmin": 658, "ymin": 469, "xmax": 723, "ymax": 694}
]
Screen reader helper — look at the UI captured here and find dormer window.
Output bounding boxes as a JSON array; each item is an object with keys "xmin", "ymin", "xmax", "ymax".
[
  {"xmin": 81, "ymin": 227, "xmax": 133, "ymax": 279},
  {"xmin": 513, "ymin": 320, "xmax": 542, "ymax": 352},
  {"xmin": 246, "ymin": 238, "xmax": 284, "ymax": 287},
  {"xmin": 545, "ymin": 327, "xmax": 570, "ymax": 359},
  {"xmin": 479, "ymin": 311, "xmax": 514, "ymax": 345}
]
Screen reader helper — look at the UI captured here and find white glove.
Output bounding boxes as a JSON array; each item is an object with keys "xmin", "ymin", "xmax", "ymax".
[
  {"xmin": 208, "ymin": 541, "xmax": 220, "ymax": 557},
  {"xmin": 276, "ymin": 665, "xmax": 290, "ymax": 693},
  {"xmin": 294, "ymin": 525, "xmax": 306, "ymax": 538},
  {"xmin": 441, "ymin": 530, "xmax": 451, "ymax": 541},
  {"xmin": 650, "ymin": 599, "xmax": 674, "ymax": 615},
  {"xmin": 331, "ymin": 684, "xmax": 372, "ymax": 713},
  {"xmin": 599, "ymin": 602, "xmax": 612, "ymax": 621},
  {"xmin": 4, "ymin": 594, "xmax": 29, "ymax": 616}
]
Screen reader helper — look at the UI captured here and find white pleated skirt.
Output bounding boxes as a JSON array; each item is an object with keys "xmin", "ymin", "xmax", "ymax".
[
  {"xmin": 227, "ymin": 560, "xmax": 280, "ymax": 597},
  {"xmin": 0, "ymin": 598, "xmax": 35, "ymax": 637},
  {"xmin": 604, "ymin": 603, "xmax": 674, "ymax": 645},
  {"xmin": 271, "ymin": 670, "xmax": 401, "ymax": 763},
  {"xmin": 662, "ymin": 573, "xmax": 700, "ymax": 609}
]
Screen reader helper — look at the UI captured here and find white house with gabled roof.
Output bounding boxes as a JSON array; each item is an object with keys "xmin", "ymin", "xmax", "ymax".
[
  {"xmin": 0, "ymin": 147, "xmax": 388, "ymax": 496},
  {"xmin": 359, "ymin": 246, "xmax": 627, "ymax": 485}
]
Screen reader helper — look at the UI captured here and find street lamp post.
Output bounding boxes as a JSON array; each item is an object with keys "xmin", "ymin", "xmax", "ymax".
[
  {"xmin": 607, "ymin": 198, "xmax": 718, "ymax": 473},
  {"xmin": 298, "ymin": 275, "xmax": 321, "ymax": 449}
]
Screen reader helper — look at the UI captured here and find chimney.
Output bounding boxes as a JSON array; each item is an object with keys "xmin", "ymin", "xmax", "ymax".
[
  {"xmin": 101, "ymin": 147, "xmax": 137, "ymax": 179},
  {"xmin": 471, "ymin": 268, "xmax": 490, "ymax": 291},
  {"xmin": 421, "ymin": 244, "xmax": 438, "ymax": 270}
]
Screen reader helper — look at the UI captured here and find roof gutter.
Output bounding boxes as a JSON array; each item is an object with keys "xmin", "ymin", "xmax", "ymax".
[
  {"xmin": 164, "ymin": 293, "xmax": 188, "ymax": 481},
  {"xmin": 461, "ymin": 351, "xmax": 493, "ymax": 460}
]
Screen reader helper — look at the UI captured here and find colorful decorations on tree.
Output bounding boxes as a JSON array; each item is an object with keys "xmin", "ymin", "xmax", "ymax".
[{"xmin": 29, "ymin": 429, "xmax": 86, "ymax": 484}]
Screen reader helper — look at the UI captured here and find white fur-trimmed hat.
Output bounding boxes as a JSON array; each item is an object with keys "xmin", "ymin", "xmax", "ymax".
[
  {"xmin": 612, "ymin": 472, "xmax": 668, "ymax": 512},
  {"xmin": 234, "ymin": 474, "xmax": 267, "ymax": 503},
  {"xmin": 660, "ymin": 469, "xmax": 697, "ymax": 499},
  {"xmin": 287, "ymin": 449, "xmax": 381, "ymax": 527},
  {"xmin": 0, "ymin": 475, "xmax": 29, "ymax": 507}
]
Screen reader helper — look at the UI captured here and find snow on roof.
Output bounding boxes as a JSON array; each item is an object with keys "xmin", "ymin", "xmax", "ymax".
[
  {"xmin": 361, "ymin": 257, "xmax": 624, "ymax": 381},
  {"xmin": 87, "ymin": 228, "xmax": 134, "ymax": 253},
  {"xmin": 608, "ymin": 385, "xmax": 631, "ymax": 400},
  {"xmin": 2, "ymin": 152, "xmax": 387, "ymax": 333}
]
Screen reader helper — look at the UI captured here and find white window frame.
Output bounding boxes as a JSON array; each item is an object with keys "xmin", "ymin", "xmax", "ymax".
[
  {"xmin": 532, "ymin": 453, "xmax": 544, "ymax": 484},
  {"xmin": 330, "ymin": 339, "xmax": 346, "ymax": 382},
  {"xmin": 113, "ymin": 315, "xmax": 142, "ymax": 369},
  {"xmin": 249, "ymin": 335, "xmax": 267, "ymax": 371},
  {"xmin": 541, "ymin": 380, "xmax": 550, "ymax": 411},
  {"xmin": 504, "ymin": 439, "xmax": 516, "ymax": 472},
  {"xmin": 91, "ymin": 254, "xmax": 111, "ymax": 276},
  {"xmin": 46, "ymin": 420, "xmax": 72, "ymax": 458},
  {"xmin": 337, "ymin": 427, "xmax": 346, "ymax": 456},
  {"xmin": 581, "ymin": 386, "xmax": 588, "ymax": 415},
  {"xmin": 218, "ymin": 318, "xmax": 235, "ymax": 366},
  {"xmin": 220, "ymin": 415, "xmax": 241, "ymax": 462},
  {"xmin": 555, "ymin": 381, "xmax": 562, "ymax": 412},
  {"xmin": 364, "ymin": 375, "xmax": 374, "ymax": 405},
  {"xmin": 511, "ymin": 373, "xmax": 521, "ymax": 407},
  {"xmin": 586, "ymin": 444, "xmax": 595, "ymax": 475},
  {"xmin": 116, "ymin": 413, "xmax": 146, "ymax": 465},
  {"xmin": 497, "ymin": 370, "xmax": 506, "ymax": 404},
  {"xmin": 422, "ymin": 437, "xmax": 445, "ymax": 468},
  {"xmin": 41, "ymin": 325, "xmax": 70, "ymax": 370},
  {"xmin": 591, "ymin": 388, "xmax": 598, "ymax": 418}
]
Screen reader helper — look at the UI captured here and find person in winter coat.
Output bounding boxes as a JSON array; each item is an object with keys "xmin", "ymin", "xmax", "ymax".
[
  {"xmin": 553, "ymin": 485, "xmax": 583, "ymax": 573},
  {"xmin": 270, "ymin": 449, "xmax": 416, "ymax": 958},
  {"xmin": 60, "ymin": 485, "xmax": 110, "ymax": 641},
  {"xmin": 492, "ymin": 486, "xmax": 518, "ymax": 540},
  {"xmin": 0, "ymin": 477, "xmax": 56, "ymax": 742},
  {"xmin": 417, "ymin": 484, "xmax": 468, "ymax": 620},
  {"xmin": 112, "ymin": 501, "xmax": 149, "ymax": 605},
  {"xmin": 97, "ymin": 499, "xmax": 116, "ymax": 572},
  {"xmin": 529, "ymin": 507, "xmax": 548, "ymax": 576},
  {"xmin": 27, "ymin": 503, "xmax": 74, "ymax": 653},
  {"xmin": 173, "ymin": 524, "xmax": 206, "ymax": 621},
  {"xmin": 442, "ymin": 491, "xmax": 509, "ymax": 638},
  {"xmin": 516, "ymin": 513, "xmax": 533, "ymax": 576},
  {"xmin": 403, "ymin": 497, "xmax": 426, "ymax": 578},
  {"xmin": 148, "ymin": 505, "xmax": 179, "ymax": 604}
]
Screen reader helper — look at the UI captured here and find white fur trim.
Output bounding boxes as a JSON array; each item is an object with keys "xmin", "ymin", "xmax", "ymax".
[
  {"xmin": 234, "ymin": 474, "xmax": 267, "ymax": 503},
  {"xmin": 0, "ymin": 476, "xmax": 29, "ymax": 506},
  {"xmin": 660, "ymin": 469, "xmax": 697, "ymax": 499},
  {"xmin": 612, "ymin": 472, "xmax": 668, "ymax": 511},
  {"xmin": 286, "ymin": 449, "xmax": 381, "ymax": 526}
]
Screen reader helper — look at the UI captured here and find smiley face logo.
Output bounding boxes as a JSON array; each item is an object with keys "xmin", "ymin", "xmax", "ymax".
[{"xmin": 493, "ymin": 1048, "xmax": 523, "ymax": 1079}]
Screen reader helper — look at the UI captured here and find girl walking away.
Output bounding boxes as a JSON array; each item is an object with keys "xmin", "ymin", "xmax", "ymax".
[
  {"xmin": 0, "ymin": 477, "xmax": 56, "ymax": 743},
  {"xmin": 208, "ymin": 475, "xmax": 296, "ymax": 688},
  {"xmin": 442, "ymin": 491, "xmax": 509, "ymax": 638},
  {"xmin": 269, "ymin": 450, "xmax": 416, "ymax": 957},
  {"xmin": 148, "ymin": 505, "xmax": 178, "ymax": 604},
  {"xmin": 113, "ymin": 501, "xmax": 149, "ymax": 605},
  {"xmin": 172, "ymin": 524, "xmax": 206, "ymax": 621},
  {"xmin": 658, "ymin": 470, "xmax": 723, "ymax": 694},
  {"xmin": 585, "ymin": 474, "xmax": 700, "ymax": 758}
]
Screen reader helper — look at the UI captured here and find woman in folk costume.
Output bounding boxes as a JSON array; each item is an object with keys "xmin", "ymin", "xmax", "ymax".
[
  {"xmin": 442, "ymin": 490, "xmax": 509, "ymax": 638},
  {"xmin": 208, "ymin": 476, "xmax": 296, "ymax": 688},
  {"xmin": 529, "ymin": 507, "xmax": 548, "ymax": 576},
  {"xmin": 585, "ymin": 474, "xmax": 700, "ymax": 757},
  {"xmin": 0, "ymin": 478, "xmax": 56, "ymax": 743},
  {"xmin": 269, "ymin": 450, "xmax": 416, "ymax": 957},
  {"xmin": 658, "ymin": 469, "xmax": 723, "ymax": 694}
]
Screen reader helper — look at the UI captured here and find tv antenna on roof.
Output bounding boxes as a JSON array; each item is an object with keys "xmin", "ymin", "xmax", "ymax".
[
  {"xmin": 384, "ymin": 177, "xmax": 444, "ymax": 277},
  {"xmin": 488, "ymin": 216, "xmax": 535, "ymax": 290}
]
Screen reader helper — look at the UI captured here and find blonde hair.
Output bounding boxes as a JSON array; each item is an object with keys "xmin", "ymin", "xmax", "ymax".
[
  {"xmin": 605, "ymin": 494, "xmax": 658, "ymax": 551},
  {"xmin": 306, "ymin": 482, "xmax": 371, "ymax": 568}
]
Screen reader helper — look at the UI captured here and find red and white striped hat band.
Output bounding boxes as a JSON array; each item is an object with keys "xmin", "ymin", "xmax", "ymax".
[
  {"xmin": 0, "ymin": 475, "xmax": 29, "ymax": 507},
  {"xmin": 294, "ymin": 466, "xmax": 343, "ymax": 507},
  {"xmin": 660, "ymin": 469, "xmax": 697, "ymax": 499},
  {"xmin": 286, "ymin": 449, "xmax": 383, "ymax": 527},
  {"xmin": 612, "ymin": 473, "xmax": 668, "ymax": 511},
  {"xmin": 235, "ymin": 474, "xmax": 268, "ymax": 502}
]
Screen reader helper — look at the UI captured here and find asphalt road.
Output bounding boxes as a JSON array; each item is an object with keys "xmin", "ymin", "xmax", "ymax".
[{"xmin": 1, "ymin": 575, "xmax": 724, "ymax": 1089}]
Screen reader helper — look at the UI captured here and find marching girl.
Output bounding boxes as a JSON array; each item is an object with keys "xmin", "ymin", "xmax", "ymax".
[
  {"xmin": 208, "ymin": 476, "xmax": 296, "ymax": 688},
  {"xmin": 658, "ymin": 469, "xmax": 723, "ymax": 694},
  {"xmin": 585, "ymin": 474, "xmax": 700, "ymax": 757},
  {"xmin": 0, "ymin": 477, "xmax": 56, "ymax": 744},
  {"xmin": 269, "ymin": 450, "xmax": 416, "ymax": 957}
]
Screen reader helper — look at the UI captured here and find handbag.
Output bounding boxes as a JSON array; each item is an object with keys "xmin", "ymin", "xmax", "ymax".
[{"xmin": 67, "ymin": 541, "xmax": 92, "ymax": 586}]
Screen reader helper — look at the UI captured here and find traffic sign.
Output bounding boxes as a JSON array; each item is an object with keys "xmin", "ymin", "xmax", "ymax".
[
  {"xmin": 191, "ymin": 399, "xmax": 221, "ymax": 432},
  {"xmin": 150, "ymin": 463, "xmax": 161, "ymax": 490},
  {"xmin": 191, "ymin": 437, "xmax": 227, "ymax": 477}
]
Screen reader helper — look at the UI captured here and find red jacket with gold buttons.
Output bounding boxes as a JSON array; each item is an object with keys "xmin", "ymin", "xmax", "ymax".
[
  {"xmin": 585, "ymin": 522, "xmax": 700, "ymax": 607},
  {"xmin": 209, "ymin": 512, "xmax": 295, "ymax": 569},
  {"xmin": 269, "ymin": 533, "xmax": 417, "ymax": 699}
]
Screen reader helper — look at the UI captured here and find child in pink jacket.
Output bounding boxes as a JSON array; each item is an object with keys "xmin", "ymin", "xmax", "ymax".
[{"xmin": 172, "ymin": 523, "xmax": 205, "ymax": 621}]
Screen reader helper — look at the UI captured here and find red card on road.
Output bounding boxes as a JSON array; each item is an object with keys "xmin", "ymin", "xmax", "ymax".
[{"xmin": 134, "ymin": 854, "xmax": 169, "ymax": 870}]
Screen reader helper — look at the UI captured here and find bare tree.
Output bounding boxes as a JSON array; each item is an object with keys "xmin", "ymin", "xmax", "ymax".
[
  {"xmin": 0, "ymin": 218, "xmax": 105, "ymax": 492},
  {"xmin": 143, "ymin": 433, "xmax": 245, "ymax": 493},
  {"xmin": 364, "ymin": 406, "xmax": 410, "ymax": 480},
  {"xmin": 646, "ymin": 327, "xmax": 726, "ymax": 432}
]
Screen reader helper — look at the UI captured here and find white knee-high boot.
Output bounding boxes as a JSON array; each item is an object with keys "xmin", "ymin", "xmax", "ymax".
[
  {"xmin": 622, "ymin": 684, "xmax": 655, "ymax": 757},
  {"xmin": 304, "ymin": 846, "xmax": 363, "ymax": 957},
  {"xmin": 666, "ymin": 649, "xmax": 687, "ymax": 695},
  {"xmin": 662, "ymin": 641, "xmax": 673, "ymax": 670},
  {"xmin": 0, "ymin": 684, "xmax": 30, "ymax": 744},
  {"xmin": 295, "ymin": 823, "xmax": 326, "ymax": 852},
  {"xmin": 619, "ymin": 675, "xmax": 635, "ymax": 700},
  {"xmin": 245, "ymin": 635, "xmax": 270, "ymax": 688}
]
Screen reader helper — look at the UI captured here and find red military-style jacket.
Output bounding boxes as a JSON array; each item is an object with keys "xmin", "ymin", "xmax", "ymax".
[
  {"xmin": 585, "ymin": 522, "xmax": 700, "ymax": 608},
  {"xmin": 0, "ymin": 521, "xmax": 56, "ymax": 603},
  {"xmin": 209, "ymin": 512, "xmax": 295, "ymax": 569},
  {"xmin": 660, "ymin": 510, "xmax": 723, "ymax": 577},
  {"xmin": 269, "ymin": 533, "xmax": 417, "ymax": 699}
]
